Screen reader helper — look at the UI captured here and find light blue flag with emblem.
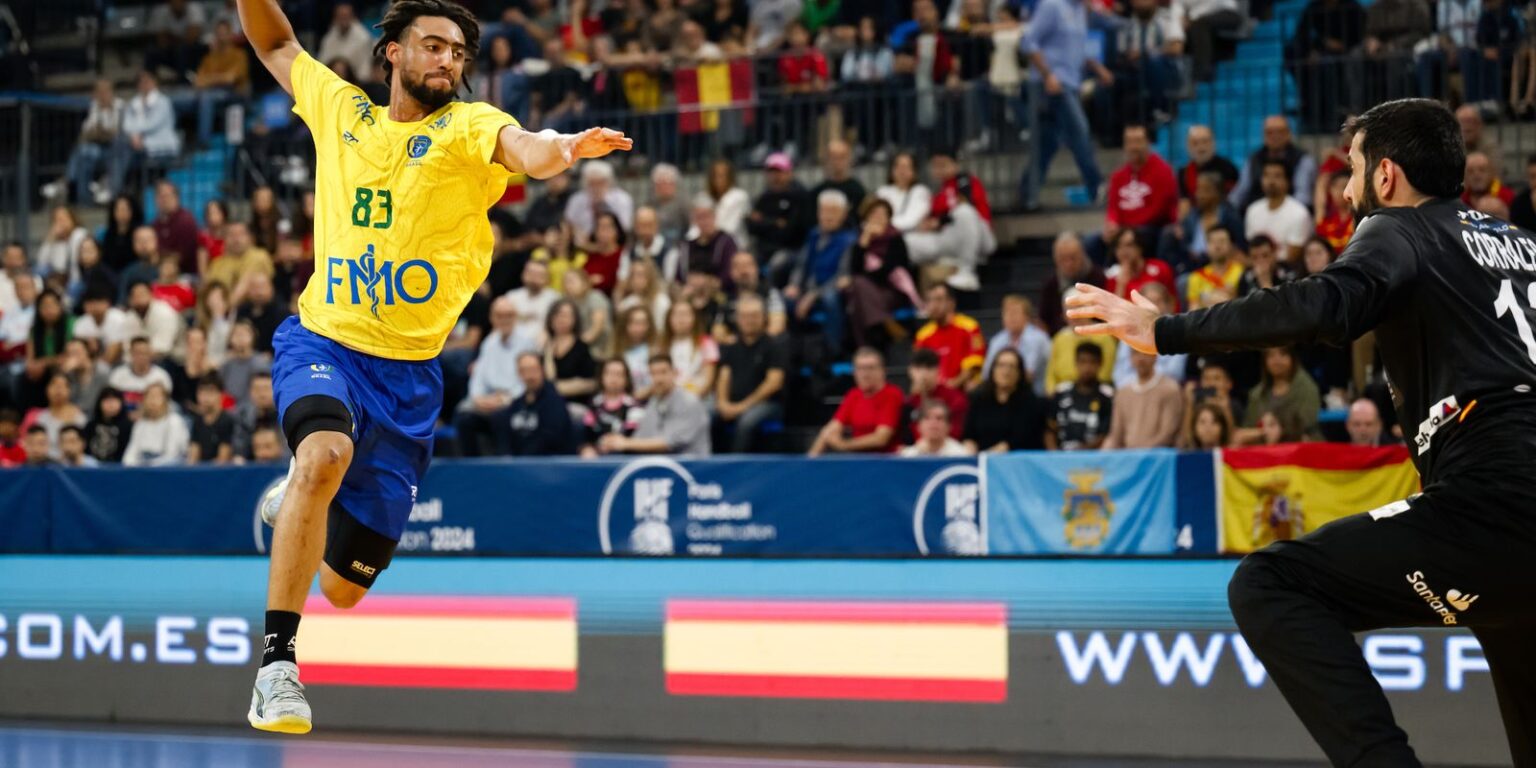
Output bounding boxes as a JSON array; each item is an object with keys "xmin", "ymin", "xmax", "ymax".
[{"xmin": 984, "ymin": 449, "xmax": 1178, "ymax": 555}]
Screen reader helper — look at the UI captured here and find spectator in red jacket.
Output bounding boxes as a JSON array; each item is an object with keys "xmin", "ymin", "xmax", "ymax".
[
  {"xmin": 1104, "ymin": 228, "xmax": 1177, "ymax": 304},
  {"xmin": 1091, "ymin": 124, "xmax": 1179, "ymax": 265},
  {"xmin": 809, "ymin": 347, "xmax": 904, "ymax": 456},
  {"xmin": 778, "ymin": 21, "xmax": 829, "ymax": 92},
  {"xmin": 903, "ymin": 347, "xmax": 969, "ymax": 443},
  {"xmin": 0, "ymin": 409, "xmax": 24, "ymax": 467},
  {"xmin": 150, "ymin": 180, "xmax": 200, "ymax": 277}
]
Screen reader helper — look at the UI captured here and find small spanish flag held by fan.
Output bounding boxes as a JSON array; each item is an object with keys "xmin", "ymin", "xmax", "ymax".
[{"xmin": 675, "ymin": 60, "xmax": 756, "ymax": 134}]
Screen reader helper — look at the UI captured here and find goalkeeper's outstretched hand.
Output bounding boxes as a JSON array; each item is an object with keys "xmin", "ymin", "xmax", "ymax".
[{"xmin": 1065, "ymin": 282, "xmax": 1161, "ymax": 355}]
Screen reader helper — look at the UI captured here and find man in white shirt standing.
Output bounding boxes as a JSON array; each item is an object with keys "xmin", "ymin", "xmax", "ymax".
[
  {"xmin": 454, "ymin": 297, "xmax": 539, "ymax": 456},
  {"xmin": 316, "ymin": 3, "xmax": 376, "ymax": 81},
  {"xmin": 108, "ymin": 71, "xmax": 182, "ymax": 200},
  {"xmin": 1244, "ymin": 160, "xmax": 1313, "ymax": 261},
  {"xmin": 504, "ymin": 259, "xmax": 559, "ymax": 343}
]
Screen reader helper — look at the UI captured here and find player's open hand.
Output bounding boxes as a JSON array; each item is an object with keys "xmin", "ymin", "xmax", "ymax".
[
  {"xmin": 567, "ymin": 127, "xmax": 633, "ymax": 160},
  {"xmin": 1064, "ymin": 283, "xmax": 1161, "ymax": 355}
]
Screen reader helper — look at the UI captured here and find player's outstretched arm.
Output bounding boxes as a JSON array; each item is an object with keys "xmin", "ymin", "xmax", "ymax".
[
  {"xmin": 493, "ymin": 125, "xmax": 633, "ymax": 179},
  {"xmin": 1067, "ymin": 213, "xmax": 1418, "ymax": 356},
  {"xmin": 237, "ymin": 0, "xmax": 304, "ymax": 96}
]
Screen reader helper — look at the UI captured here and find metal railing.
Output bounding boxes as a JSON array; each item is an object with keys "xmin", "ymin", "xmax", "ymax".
[{"xmin": 0, "ymin": 79, "xmax": 1042, "ymax": 245}]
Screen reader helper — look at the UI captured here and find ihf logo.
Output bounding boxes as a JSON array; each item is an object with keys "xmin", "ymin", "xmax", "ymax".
[
  {"xmin": 630, "ymin": 477, "xmax": 676, "ymax": 555},
  {"xmin": 914, "ymin": 463, "xmax": 985, "ymax": 556},
  {"xmin": 942, "ymin": 482, "xmax": 982, "ymax": 554}
]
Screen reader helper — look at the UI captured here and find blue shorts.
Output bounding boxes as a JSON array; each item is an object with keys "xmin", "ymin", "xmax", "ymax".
[{"xmin": 271, "ymin": 316, "xmax": 440, "ymax": 541}]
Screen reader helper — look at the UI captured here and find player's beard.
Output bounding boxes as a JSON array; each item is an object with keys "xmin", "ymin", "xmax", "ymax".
[
  {"xmin": 401, "ymin": 68, "xmax": 456, "ymax": 111},
  {"xmin": 1353, "ymin": 180, "xmax": 1382, "ymax": 224}
]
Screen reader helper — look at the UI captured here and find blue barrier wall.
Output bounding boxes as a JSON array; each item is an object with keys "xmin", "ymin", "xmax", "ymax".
[
  {"xmin": 0, "ymin": 555, "xmax": 1508, "ymax": 765},
  {"xmin": 0, "ymin": 452, "xmax": 1222, "ymax": 556}
]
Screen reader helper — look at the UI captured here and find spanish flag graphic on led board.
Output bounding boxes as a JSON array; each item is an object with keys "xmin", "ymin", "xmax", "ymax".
[
  {"xmin": 299, "ymin": 596, "xmax": 577, "ymax": 691},
  {"xmin": 664, "ymin": 600, "xmax": 1008, "ymax": 702}
]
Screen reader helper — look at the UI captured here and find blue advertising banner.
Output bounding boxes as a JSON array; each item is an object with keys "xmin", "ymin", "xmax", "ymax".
[
  {"xmin": 984, "ymin": 449, "xmax": 1180, "ymax": 555},
  {"xmin": 0, "ymin": 468, "xmax": 50, "ymax": 551},
  {"xmin": 24, "ymin": 457, "xmax": 986, "ymax": 557}
]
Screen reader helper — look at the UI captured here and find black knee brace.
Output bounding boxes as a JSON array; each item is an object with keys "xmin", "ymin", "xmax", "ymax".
[{"xmin": 281, "ymin": 394, "xmax": 355, "ymax": 452}]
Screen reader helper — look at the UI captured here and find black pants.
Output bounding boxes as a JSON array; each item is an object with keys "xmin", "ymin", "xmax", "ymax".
[{"xmin": 1229, "ymin": 470, "xmax": 1536, "ymax": 767}]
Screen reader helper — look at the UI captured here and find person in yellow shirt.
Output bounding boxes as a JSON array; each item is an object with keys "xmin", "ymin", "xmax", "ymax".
[
  {"xmin": 204, "ymin": 222, "xmax": 275, "ymax": 290},
  {"xmin": 1045, "ymin": 292, "xmax": 1118, "ymax": 392},
  {"xmin": 1185, "ymin": 225, "xmax": 1246, "ymax": 310},
  {"xmin": 529, "ymin": 220, "xmax": 587, "ymax": 293},
  {"xmin": 238, "ymin": 0, "xmax": 630, "ymax": 735}
]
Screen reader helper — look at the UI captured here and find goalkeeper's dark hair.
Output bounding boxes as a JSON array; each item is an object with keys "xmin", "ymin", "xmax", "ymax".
[
  {"xmin": 1343, "ymin": 98, "xmax": 1464, "ymax": 199},
  {"xmin": 373, "ymin": 0, "xmax": 482, "ymax": 90}
]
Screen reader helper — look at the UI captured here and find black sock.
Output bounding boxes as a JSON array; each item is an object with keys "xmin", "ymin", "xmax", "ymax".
[{"xmin": 263, "ymin": 610, "xmax": 301, "ymax": 667}]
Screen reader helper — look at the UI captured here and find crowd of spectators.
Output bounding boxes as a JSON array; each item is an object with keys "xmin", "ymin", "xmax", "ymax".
[
  {"xmin": 33, "ymin": 0, "xmax": 1259, "ymax": 214},
  {"xmin": 1286, "ymin": 0, "xmax": 1536, "ymax": 132},
  {"xmin": 15, "ymin": 0, "xmax": 1532, "ymax": 468}
]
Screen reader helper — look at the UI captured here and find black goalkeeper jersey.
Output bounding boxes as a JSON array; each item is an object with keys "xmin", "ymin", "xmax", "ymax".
[{"xmin": 1156, "ymin": 198, "xmax": 1536, "ymax": 483}]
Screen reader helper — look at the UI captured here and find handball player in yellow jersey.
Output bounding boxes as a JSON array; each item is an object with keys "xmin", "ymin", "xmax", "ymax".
[{"xmin": 236, "ymin": 0, "xmax": 630, "ymax": 733}]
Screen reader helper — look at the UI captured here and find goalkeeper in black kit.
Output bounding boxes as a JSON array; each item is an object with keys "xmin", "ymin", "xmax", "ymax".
[{"xmin": 1067, "ymin": 98, "xmax": 1536, "ymax": 768}]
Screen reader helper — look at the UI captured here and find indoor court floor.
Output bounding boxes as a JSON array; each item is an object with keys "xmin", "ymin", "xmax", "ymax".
[{"xmin": 0, "ymin": 722, "xmax": 1332, "ymax": 768}]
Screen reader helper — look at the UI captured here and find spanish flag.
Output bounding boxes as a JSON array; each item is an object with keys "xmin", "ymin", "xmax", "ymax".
[
  {"xmin": 664, "ymin": 600, "xmax": 1008, "ymax": 702},
  {"xmin": 1220, "ymin": 443, "xmax": 1420, "ymax": 554},
  {"xmin": 674, "ymin": 60, "xmax": 755, "ymax": 134},
  {"xmin": 299, "ymin": 595, "xmax": 577, "ymax": 691}
]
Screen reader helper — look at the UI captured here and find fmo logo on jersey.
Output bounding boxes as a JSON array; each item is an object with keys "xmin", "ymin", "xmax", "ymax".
[{"xmin": 325, "ymin": 244, "xmax": 438, "ymax": 317}]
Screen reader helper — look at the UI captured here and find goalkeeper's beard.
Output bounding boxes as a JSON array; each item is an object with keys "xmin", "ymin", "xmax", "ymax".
[
  {"xmin": 401, "ymin": 69, "xmax": 456, "ymax": 111},
  {"xmin": 1353, "ymin": 179, "xmax": 1382, "ymax": 225}
]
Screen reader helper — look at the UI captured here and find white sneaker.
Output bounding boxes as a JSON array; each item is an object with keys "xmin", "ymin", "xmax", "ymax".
[
  {"xmin": 90, "ymin": 182, "xmax": 112, "ymax": 205},
  {"xmin": 40, "ymin": 180, "xmax": 64, "ymax": 201},
  {"xmin": 248, "ymin": 660, "xmax": 312, "ymax": 734},
  {"xmin": 258, "ymin": 460, "xmax": 294, "ymax": 528}
]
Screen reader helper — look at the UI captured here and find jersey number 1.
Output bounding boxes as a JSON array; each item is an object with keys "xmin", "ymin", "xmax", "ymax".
[
  {"xmin": 352, "ymin": 187, "xmax": 392, "ymax": 229},
  {"xmin": 1494, "ymin": 278, "xmax": 1536, "ymax": 364}
]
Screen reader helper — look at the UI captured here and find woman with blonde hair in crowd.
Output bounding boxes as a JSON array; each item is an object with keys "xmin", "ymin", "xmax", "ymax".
[
  {"xmin": 703, "ymin": 159, "xmax": 751, "ymax": 244},
  {"xmin": 563, "ymin": 267, "xmax": 614, "ymax": 361},
  {"xmin": 612, "ymin": 305, "xmax": 659, "ymax": 401},
  {"xmin": 660, "ymin": 300, "xmax": 719, "ymax": 398},
  {"xmin": 615, "ymin": 257, "xmax": 672, "ymax": 328},
  {"xmin": 532, "ymin": 221, "xmax": 586, "ymax": 294},
  {"xmin": 197, "ymin": 281, "xmax": 236, "ymax": 366},
  {"xmin": 122, "ymin": 383, "xmax": 188, "ymax": 467},
  {"xmin": 37, "ymin": 206, "xmax": 89, "ymax": 290}
]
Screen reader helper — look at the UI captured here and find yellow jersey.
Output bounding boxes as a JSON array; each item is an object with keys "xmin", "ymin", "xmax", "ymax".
[
  {"xmin": 290, "ymin": 51, "xmax": 520, "ymax": 360},
  {"xmin": 1185, "ymin": 260, "xmax": 1245, "ymax": 310}
]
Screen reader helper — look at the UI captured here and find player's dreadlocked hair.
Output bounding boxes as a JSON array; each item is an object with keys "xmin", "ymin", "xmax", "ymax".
[{"xmin": 372, "ymin": 0, "xmax": 482, "ymax": 91}]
